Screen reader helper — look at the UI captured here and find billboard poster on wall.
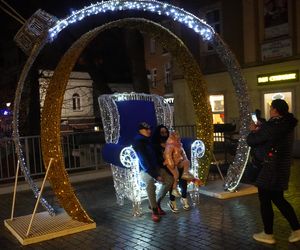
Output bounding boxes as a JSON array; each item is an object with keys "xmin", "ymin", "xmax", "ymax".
[
  {"xmin": 264, "ymin": 0, "xmax": 288, "ymax": 39},
  {"xmin": 261, "ymin": 38, "xmax": 292, "ymax": 61}
]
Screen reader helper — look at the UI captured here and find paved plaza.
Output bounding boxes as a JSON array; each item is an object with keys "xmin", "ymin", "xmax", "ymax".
[{"xmin": 1, "ymin": 161, "xmax": 300, "ymax": 250}]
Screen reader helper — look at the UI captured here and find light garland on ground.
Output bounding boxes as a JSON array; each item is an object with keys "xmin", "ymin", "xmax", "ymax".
[{"xmin": 49, "ymin": 0, "xmax": 214, "ymax": 41}]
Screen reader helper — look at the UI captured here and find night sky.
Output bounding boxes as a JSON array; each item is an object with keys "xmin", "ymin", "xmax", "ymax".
[
  {"xmin": 0, "ymin": 0, "xmax": 175, "ymax": 108},
  {"xmin": 0, "ymin": 0, "xmax": 149, "ymax": 88}
]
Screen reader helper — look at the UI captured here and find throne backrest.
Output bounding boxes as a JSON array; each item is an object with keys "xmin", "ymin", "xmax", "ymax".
[{"xmin": 98, "ymin": 93, "xmax": 173, "ymax": 145}]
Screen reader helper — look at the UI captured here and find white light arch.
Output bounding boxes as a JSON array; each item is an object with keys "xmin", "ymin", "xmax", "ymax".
[{"xmin": 49, "ymin": 0, "xmax": 215, "ymax": 41}]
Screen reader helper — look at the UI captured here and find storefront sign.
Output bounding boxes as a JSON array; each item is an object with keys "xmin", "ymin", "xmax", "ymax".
[
  {"xmin": 164, "ymin": 97, "xmax": 174, "ymax": 105},
  {"xmin": 257, "ymin": 70, "xmax": 299, "ymax": 85}
]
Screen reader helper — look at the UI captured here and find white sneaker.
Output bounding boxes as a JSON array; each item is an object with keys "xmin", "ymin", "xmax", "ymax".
[
  {"xmin": 171, "ymin": 188, "xmax": 181, "ymax": 197},
  {"xmin": 289, "ymin": 229, "xmax": 300, "ymax": 243},
  {"xmin": 168, "ymin": 200, "xmax": 179, "ymax": 213},
  {"xmin": 180, "ymin": 198, "xmax": 190, "ymax": 211},
  {"xmin": 253, "ymin": 231, "xmax": 276, "ymax": 244}
]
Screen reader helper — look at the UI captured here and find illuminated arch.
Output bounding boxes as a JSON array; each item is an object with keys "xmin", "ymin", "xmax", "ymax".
[
  {"xmin": 41, "ymin": 18, "xmax": 213, "ymax": 222},
  {"xmin": 13, "ymin": 0, "xmax": 251, "ymax": 222},
  {"xmin": 47, "ymin": 0, "xmax": 251, "ymax": 192}
]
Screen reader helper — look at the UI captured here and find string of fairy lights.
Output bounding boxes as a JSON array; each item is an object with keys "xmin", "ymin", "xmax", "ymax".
[{"xmin": 49, "ymin": 0, "xmax": 214, "ymax": 41}]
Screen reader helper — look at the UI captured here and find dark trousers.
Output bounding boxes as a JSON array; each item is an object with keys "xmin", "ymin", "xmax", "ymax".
[
  {"xmin": 258, "ymin": 187, "xmax": 300, "ymax": 234},
  {"xmin": 169, "ymin": 167, "xmax": 188, "ymax": 201}
]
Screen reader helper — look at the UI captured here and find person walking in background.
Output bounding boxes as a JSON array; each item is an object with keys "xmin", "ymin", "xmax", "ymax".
[
  {"xmin": 152, "ymin": 125, "xmax": 191, "ymax": 213},
  {"xmin": 247, "ymin": 99, "xmax": 300, "ymax": 244},
  {"xmin": 132, "ymin": 122, "xmax": 173, "ymax": 222}
]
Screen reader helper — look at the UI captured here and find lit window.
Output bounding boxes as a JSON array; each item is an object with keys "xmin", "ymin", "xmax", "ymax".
[
  {"xmin": 72, "ymin": 93, "xmax": 81, "ymax": 111},
  {"xmin": 209, "ymin": 95, "xmax": 224, "ymax": 124}
]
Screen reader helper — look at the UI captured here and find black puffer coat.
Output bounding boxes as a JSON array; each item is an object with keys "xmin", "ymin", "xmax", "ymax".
[{"xmin": 246, "ymin": 113, "xmax": 298, "ymax": 191}]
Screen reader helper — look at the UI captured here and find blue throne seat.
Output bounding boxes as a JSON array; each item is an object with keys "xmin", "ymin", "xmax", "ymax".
[{"xmin": 98, "ymin": 93, "xmax": 205, "ymax": 215}]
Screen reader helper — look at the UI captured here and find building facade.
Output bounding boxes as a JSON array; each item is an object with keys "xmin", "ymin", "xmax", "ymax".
[
  {"xmin": 201, "ymin": 0, "xmax": 300, "ymax": 140},
  {"xmin": 143, "ymin": 0, "xmax": 300, "ymax": 140},
  {"xmin": 39, "ymin": 71, "xmax": 135, "ymax": 133},
  {"xmin": 39, "ymin": 71, "xmax": 95, "ymax": 132}
]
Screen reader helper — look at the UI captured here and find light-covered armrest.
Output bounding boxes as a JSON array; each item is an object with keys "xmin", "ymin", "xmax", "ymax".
[
  {"xmin": 102, "ymin": 143, "xmax": 139, "ymax": 170},
  {"xmin": 102, "ymin": 143, "xmax": 129, "ymax": 168},
  {"xmin": 120, "ymin": 146, "xmax": 139, "ymax": 168},
  {"xmin": 191, "ymin": 140, "xmax": 205, "ymax": 158},
  {"xmin": 190, "ymin": 139, "xmax": 205, "ymax": 178},
  {"xmin": 181, "ymin": 138, "xmax": 205, "ymax": 159}
]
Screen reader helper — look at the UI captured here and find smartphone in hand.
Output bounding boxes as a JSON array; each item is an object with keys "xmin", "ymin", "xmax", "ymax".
[{"xmin": 251, "ymin": 112, "xmax": 258, "ymax": 124}]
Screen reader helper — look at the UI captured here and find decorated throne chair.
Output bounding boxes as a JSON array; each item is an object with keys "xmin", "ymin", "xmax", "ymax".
[{"xmin": 98, "ymin": 93, "xmax": 205, "ymax": 215}]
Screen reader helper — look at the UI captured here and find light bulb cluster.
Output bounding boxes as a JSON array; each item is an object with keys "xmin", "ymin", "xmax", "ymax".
[{"xmin": 49, "ymin": 0, "xmax": 214, "ymax": 41}]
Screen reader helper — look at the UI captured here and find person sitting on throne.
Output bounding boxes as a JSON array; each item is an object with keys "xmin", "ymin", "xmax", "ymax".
[
  {"xmin": 133, "ymin": 122, "xmax": 173, "ymax": 222},
  {"xmin": 163, "ymin": 131, "xmax": 195, "ymax": 197},
  {"xmin": 153, "ymin": 125, "xmax": 203, "ymax": 212}
]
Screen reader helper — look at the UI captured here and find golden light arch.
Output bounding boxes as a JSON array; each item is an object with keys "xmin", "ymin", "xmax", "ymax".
[{"xmin": 41, "ymin": 18, "xmax": 213, "ymax": 222}]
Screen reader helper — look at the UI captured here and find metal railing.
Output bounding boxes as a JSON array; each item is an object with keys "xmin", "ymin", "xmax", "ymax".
[
  {"xmin": 174, "ymin": 125, "xmax": 197, "ymax": 138},
  {"xmin": 174, "ymin": 124, "xmax": 238, "ymax": 162},
  {"xmin": 0, "ymin": 132, "xmax": 106, "ymax": 183},
  {"xmin": 0, "ymin": 125, "xmax": 238, "ymax": 183}
]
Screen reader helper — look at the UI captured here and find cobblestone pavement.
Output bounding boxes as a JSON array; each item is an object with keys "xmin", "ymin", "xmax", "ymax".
[{"xmin": 1, "ymin": 160, "xmax": 300, "ymax": 250}]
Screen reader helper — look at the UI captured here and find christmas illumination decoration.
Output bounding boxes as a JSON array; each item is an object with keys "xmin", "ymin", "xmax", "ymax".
[
  {"xmin": 13, "ymin": 0, "xmax": 251, "ymax": 223},
  {"xmin": 119, "ymin": 146, "xmax": 142, "ymax": 215},
  {"xmin": 49, "ymin": 0, "xmax": 214, "ymax": 41},
  {"xmin": 98, "ymin": 92, "xmax": 174, "ymax": 215},
  {"xmin": 99, "ymin": 92, "xmax": 206, "ymax": 214},
  {"xmin": 211, "ymin": 33, "xmax": 251, "ymax": 191},
  {"xmin": 13, "ymin": 9, "xmax": 57, "ymax": 216},
  {"xmin": 42, "ymin": 19, "xmax": 213, "ymax": 217}
]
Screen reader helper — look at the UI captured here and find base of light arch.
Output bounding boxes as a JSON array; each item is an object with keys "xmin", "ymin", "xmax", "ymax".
[
  {"xmin": 199, "ymin": 179, "xmax": 257, "ymax": 199},
  {"xmin": 4, "ymin": 211, "xmax": 96, "ymax": 246}
]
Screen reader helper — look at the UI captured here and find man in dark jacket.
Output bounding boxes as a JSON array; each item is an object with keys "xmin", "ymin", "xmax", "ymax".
[
  {"xmin": 247, "ymin": 99, "xmax": 300, "ymax": 244},
  {"xmin": 132, "ymin": 122, "xmax": 173, "ymax": 222}
]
